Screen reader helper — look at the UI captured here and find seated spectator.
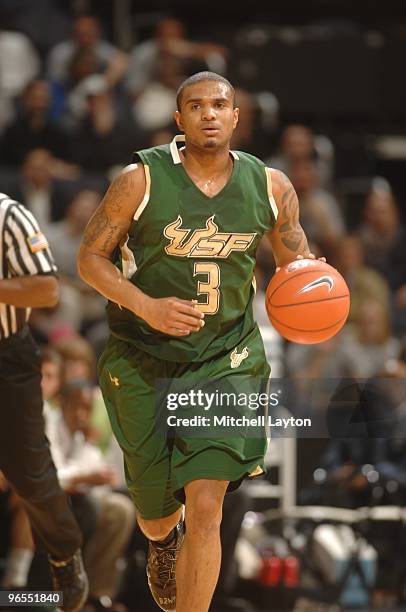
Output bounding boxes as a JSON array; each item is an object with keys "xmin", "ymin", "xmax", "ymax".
[
  {"xmin": 40, "ymin": 346, "xmax": 64, "ymax": 410},
  {"xmin": 68, "ymin": 75, "xmax": 147, "ymax": 178},
  {"xmin": 47, "ymin": 189, "xmax": 106, "ymax": 331},
  {"xmin": 47, "ymin": 14, "xmax": 129, "ymax": 91},
  {"xmin": 374, "ymin": 342, "xmax": 406, "ymax": 504},
  {"xmin": 2, "ymin": 148, "xmax": 80, "ymax": 231},
  {"xmin": 357, "ymin": 183, "xmax": 406, "ymax": 334},
  {"xmin": 45, "ymin": 379, "xmax": 135, "ymax": 610},
  {"xmin": 266, "ymin": 124, "xmax": 335, "ymax": 189},
  {"xmin": 313, "ymin": 437, "xmax": 386, "ymax": 508},
  {"xmin": 64, "ymin": 50, "xmax": 111, "ymax": 124},
  {"xmin": 336, "ymin": 300, "xmax": 401, "ymax": 379},
  {"xmin": 230, "ymin": 88, "xmax": 256, "ymax": 153},
  {"xmin": 332, "ymin": 234, "xmax": 391, "ymax": 324},
  {"xmin": 126, "ymin": 18, "xmax": 228, "ymax": 132},
  {"xmin": 0, "ymin": 22, "xmax": 40, "ymax": 131},
  {"xmin": 288, "ymin": 157, "xmax": 345, "ymax": 259},
  {"xmin": 51, "ymin": 335, "xmax": 112, "ymax": 453},
  {"xmin": 126, "ymin": 18, "xmax": 228, "ymax": 100},
  {"xmin": 358, "ymin": 183, "xmax": 405, "ymax": 282},
  {"xmin": 0, "ymin": 80, "xmax": 73, "ymax": 167},
  {"xmin": 309, "ymin": 342, "xmax": 406, "ymax": 509}
]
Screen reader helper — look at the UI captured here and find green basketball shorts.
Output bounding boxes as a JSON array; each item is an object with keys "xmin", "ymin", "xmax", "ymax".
[{"xmin": 98, "ymin": 325, "xmax": 271, "ymax": 519}]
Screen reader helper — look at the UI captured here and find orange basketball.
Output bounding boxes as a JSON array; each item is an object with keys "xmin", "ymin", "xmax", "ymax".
[{"xmin": 265, "ymin": 258, "xmax": 350, "ymax": 344}]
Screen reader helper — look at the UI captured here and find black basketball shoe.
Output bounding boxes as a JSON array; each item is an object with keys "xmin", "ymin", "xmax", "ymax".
[
  {"xmin": 146, "ymin": 521, "xmax": 185, "ymax": 611},
  {"xmin": 49, "ymin": 549, "xmax": 89, "ymax": 611}
]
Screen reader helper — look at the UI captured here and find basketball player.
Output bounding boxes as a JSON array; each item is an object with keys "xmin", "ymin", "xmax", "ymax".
[
  {"xmin": 0, "ymin": 193, "xmax": 88, "ymax": 610},
  {"xmin": 77, "ymin": 72, "xmax": 312, "ymax": 612}
]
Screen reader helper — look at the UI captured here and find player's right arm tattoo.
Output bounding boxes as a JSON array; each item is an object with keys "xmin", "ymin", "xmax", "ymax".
[
  {"xmin": 277, "ymin": 175, "xmax": 310, "ymax": 254},
  {"xmin": 82, "ymin": 172, "xmax": 135, "ymax": 254}
]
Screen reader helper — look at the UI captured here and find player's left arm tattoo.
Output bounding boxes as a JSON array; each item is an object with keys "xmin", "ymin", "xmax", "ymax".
[
  {"xmin": 267, "ymin": 169, "xmax": 310, "ymax": 267},
  {"xmin": 277, "ymin": 173, "xmax": 309, "ymax": 253}
]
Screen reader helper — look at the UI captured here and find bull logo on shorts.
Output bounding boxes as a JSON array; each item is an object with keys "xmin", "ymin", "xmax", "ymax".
[
  {"xmin": 230, "ymin": 346, "xmax": 249, "ymax": 369},
  {"xmin": 164, "ymin": 215, "xmax": 256, "ymax": 258}
]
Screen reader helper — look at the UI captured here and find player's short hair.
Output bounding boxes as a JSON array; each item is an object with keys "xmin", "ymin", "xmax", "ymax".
[{"xmin": 176, "ymin": 71, "xmax": 235, "ymax": 110}]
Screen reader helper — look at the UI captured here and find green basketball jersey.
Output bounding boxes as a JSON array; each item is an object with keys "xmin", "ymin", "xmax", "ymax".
[{"xmin": 106, "ymin": 135, "xmax": 278, "ymax": 362}]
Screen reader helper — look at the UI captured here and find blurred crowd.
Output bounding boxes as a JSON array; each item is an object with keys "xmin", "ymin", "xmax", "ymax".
[{"xmin": 0, "ymin": 3, "xmax": 406, "ymax": 610}]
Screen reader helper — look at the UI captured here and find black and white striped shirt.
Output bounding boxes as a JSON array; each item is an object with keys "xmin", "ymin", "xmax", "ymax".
[{"xmin": 0, "ymin": 193, "xmax": 57, "ymax": 340}]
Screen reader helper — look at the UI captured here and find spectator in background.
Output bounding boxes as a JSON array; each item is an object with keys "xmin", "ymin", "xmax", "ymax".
[
  {"xmin": 126, "ymin": 18, "xmax": 228, "ymax": 132},
  {"xmin": 230, "ymin": 88, "xmax": 256, "ymax": 153},
  {"xmin": 315, "ymin": 437, "xmax": 385, "ymax": 508},
  {"xmin": 4, "ymin": 149, "xmax": 79, "ymax": 233},
  {"xmin": 333, "ymin": 234, "xmax": 391, "ymax": 324},
  {"xmin": 45, "ymin": 379, "xmax": 135, "ymax": 611},
  {"xmin": 47, "ymin": 14, "xmax": 129, "ymax": 91},
  {"xmin": 51, "ymin": 335, "xmax": 112, "ymax": 454},
  {"xmin": 148, "ymin": 128, "xmax": 178, "ymax": 147},
  {"xmin": 126, "ymin": 18, "xmax": 228, "ymax": 99},
  {"xmin": 41, "ymin": 346, "xmax": 64, "ymax": 409},
  {"xmin": 358, "ymin": 185, "xmax": 406, "ymax": 287},
  {"xmin": 47, "ymin": 190, "xmax": 105, "ymax": 332},
  {"xmin": 64, "ymin": 52, "xmax": 111, "ymax": 124},
  {"xmin": 0, "ymin": 20, "xmax": 40, "ymax": 131},
  {"xmin": 374, "ymin": 342, "xmax": 406, "ymax": 504},
  {"xmin": 69, "ymin": 75, "xmax": 147, "ymax": 179},
  {"xmin": 52, "ymin": 335, "xmax": 97, "ymax": 386},
  {"xmin": 336, "ymin": 300, "xmax": 400, "ymax": 379},
  {"xmin": 288, "ymin": 157, "xmax": 345, "ymax": 259},
  {"xmin": 0, "ymin": 80, "xmax": 71, "ymax": 167},
  {"xmin": 357, "ymin": 184, "xmax": 406, "ymax": 334},
  {"xmin": 310, "ymin": 342, "xmax": 406, "ymax": 509},
  {"xmin": 285, "ymin": 298, "xmax": 400, "ymax": 421},
  {"xmin": 266, "ymin": 124, "xmax": 335, "ymax": 189}
]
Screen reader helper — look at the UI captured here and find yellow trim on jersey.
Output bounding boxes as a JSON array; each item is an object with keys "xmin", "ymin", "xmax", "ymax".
[
  {"xmin": 133, "ymin": 164, "xmax": 151, "ymax": 221},
  {"xmin": 265, "ymin": 167, "xmax": 278, "ymax": 222}
]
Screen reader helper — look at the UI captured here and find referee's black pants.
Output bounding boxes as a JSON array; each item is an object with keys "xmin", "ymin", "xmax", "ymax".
[{"xmin": 0, "ymin": 326, "xmax": 82, "ymax": 559}]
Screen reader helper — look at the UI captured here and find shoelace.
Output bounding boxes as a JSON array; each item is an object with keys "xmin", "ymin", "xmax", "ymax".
[
  {"xmin": 153, "ymin": 548, "xmax": 177, "ymax": 584},
  {"xmin": 51, "ymin": 556, "xmax": 79, "ymax": 590}
]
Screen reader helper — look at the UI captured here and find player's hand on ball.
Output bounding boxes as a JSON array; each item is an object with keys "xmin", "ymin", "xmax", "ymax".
[
  {"xmin": 275, "ymin": 253, "xmax": 326, "ymax": 273},
  {"xmin": 142, "ymin": 296, "xmax": 205, "ymax": 336}
]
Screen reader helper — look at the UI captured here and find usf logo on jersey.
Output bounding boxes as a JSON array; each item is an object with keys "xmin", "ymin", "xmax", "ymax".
[
  {"xmin": 230, "ymin": 346, "xmax": 249, "ymax": 369},
  {"xmin": 164, "ymin": 215, "xmax": 256, "ymax": 258}
]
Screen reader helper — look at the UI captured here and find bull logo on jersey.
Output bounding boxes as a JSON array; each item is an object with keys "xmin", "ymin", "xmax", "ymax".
[
  {"xmin": 230, "ymin": 346, "xmax": 249, "ymax": 369},
  {"xmin": 164, "ymin": 215, "xmax": 256, "ymax": 258}
]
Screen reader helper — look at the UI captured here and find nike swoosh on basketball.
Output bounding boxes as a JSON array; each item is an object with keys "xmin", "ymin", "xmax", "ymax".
[{"xmin": 297, "ymin": 275, "xmax": 334, "ymax": 295}]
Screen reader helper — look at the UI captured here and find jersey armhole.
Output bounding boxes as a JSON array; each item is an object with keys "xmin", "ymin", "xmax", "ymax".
[
  {"xmin": 265, "ymin": 167, "xmax": 278, "ymax": 223},
  {"xmin": 133, "ymin": 164, "xmax": 151, "ymax": 221}
]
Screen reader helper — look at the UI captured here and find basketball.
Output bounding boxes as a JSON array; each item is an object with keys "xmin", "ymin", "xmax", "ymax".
[{"xmin": 265, "ymin": 258, "xmax": 350, "ymax": 344}]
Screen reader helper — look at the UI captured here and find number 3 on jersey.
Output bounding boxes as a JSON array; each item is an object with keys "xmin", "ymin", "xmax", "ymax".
[{"xmin": 193, "ymin": 262, "xmax": 220, "ymax": 314}]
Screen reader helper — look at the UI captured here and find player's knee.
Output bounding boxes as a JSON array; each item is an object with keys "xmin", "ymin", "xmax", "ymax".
[
  {"xmin": 186, "ymin": 490, "xmax": 224, "ymax": 535},
  {"xmin": 138, "ymin": 516, "xmax": 175, "ymax": 541}
]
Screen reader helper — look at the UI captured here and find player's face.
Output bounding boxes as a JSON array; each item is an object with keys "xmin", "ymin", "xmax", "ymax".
[{"xmin": 174, "ymin": 81, "xmax": 239, "ymax": 150}]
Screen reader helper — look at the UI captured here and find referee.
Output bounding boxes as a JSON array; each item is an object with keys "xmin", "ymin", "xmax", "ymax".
[{"xmin": 0, "ymin": 193, "xmax": 88, "ymax": 611}]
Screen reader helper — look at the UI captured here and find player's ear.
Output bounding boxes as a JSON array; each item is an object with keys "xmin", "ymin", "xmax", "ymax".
[
  {"xmin": 233, "ymin": 107, "xmax": 239, "ymax": 130},
  {"xmin": 174, "ymin": 110, "xmax": 184, "ymax": 132}
]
